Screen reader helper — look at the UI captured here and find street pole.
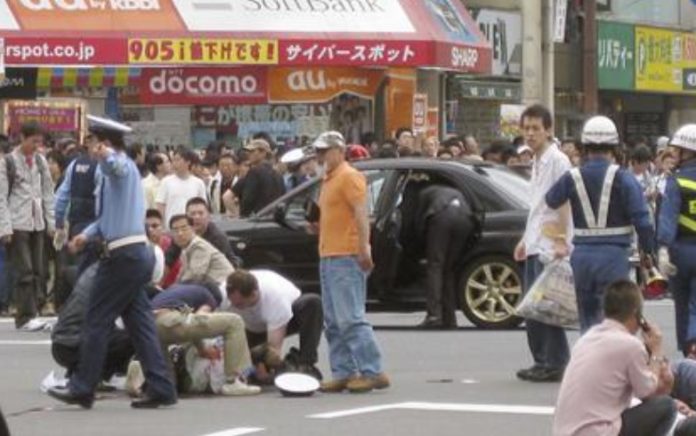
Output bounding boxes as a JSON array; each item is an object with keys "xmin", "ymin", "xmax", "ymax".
[
  {"xmin": 582, "ymin": 0, "xmax": 598, "ymax": 113},
  {"xmin": 542, "ymin": 0, "xmax": 555, "ymax": 113},
  {"xmin": 522, "ymin": 0, "xmax": 543, "ymax": 106}
]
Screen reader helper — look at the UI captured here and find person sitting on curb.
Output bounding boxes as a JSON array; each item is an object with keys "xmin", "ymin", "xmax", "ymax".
[{"xmin": 554, "ymin": 280, "xmax": 676, "ymax": 436}]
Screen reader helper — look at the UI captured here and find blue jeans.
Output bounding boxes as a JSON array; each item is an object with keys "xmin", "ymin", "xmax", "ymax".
[
  {"xmin": 69, "ymin": 243, "xmax": 176, "ymax": 401},
  {"xmin": 571, "ymin": 245, "xmax": 631, "ymax": 332},
  {"xmin": 523, "ymin": 256, "xmax": 569, "ymax": 370},
  {"xmin": 320, "ymin": 256, "xmax": 383, "ymax": 379},
  {"xmin": 670, "ymin": 242, "xmax": 696, "ymax": 352}
]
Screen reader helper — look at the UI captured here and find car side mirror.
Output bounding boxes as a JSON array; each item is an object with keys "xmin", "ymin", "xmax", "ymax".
[{"xmin": 273, "ymin": 202, "xmax": 299, "ymax": 230}]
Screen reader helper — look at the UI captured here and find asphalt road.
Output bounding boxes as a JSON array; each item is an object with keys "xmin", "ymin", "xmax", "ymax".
[{"xmin": 0, "ymin": 301, "xmax": 679, "ymax": 436}]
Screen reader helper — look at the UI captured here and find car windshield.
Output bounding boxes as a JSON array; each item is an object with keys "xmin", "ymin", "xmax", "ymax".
[{"xmin": 476, "ymin": 166, "xmax": 531, "ymax": 208}]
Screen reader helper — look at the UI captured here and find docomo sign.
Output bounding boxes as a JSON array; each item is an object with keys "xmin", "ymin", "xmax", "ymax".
[{"xmin": 140, "ymin": 68, "xmax": 268, "ymax": 105}]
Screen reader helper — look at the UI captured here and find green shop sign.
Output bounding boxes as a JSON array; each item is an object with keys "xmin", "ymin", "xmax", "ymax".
[{"xmin": 597, "ymin": 21, "xmax": 635, "ymax": 90}]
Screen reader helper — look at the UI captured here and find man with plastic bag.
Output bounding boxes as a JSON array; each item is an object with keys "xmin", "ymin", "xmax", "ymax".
[
  {"xmin": 656, "ymin": 124, "xmax": 696, "ymax": 357},
  {"xmin": 513, "ymin": 104, "xmax": 573, "ymax": 383},
  {"xmin": 546, "ymin": 116, "xmax": 655, "ymax": 332}
]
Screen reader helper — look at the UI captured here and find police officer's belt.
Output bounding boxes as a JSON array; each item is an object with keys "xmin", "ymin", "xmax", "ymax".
[{"xmin": 107, "ymin": 235, "xmax": 148, "ymax": 251}]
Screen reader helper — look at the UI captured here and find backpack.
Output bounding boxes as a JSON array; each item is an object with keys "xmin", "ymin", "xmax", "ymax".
[{"xmin": 4, "ymin": 153, "xmax": 48, "ymax": 198}]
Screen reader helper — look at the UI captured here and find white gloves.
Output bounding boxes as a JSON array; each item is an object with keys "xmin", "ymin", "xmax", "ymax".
[
  {"xmin": 53, "ymin": 229, "xmax": 67, "ymax": 251},
  {"xmin": 658, "ymin": 247, "xmax": 677, "ymax": 276}
]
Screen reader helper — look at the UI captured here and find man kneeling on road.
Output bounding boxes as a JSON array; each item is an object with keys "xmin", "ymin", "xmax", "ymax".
[
  {"xmin": 226, "ymin": 269, "xmax": 323, "ymax": 380},
  {"xmin": 149, "ymin": 283, "xmax": 260, "ymax": 396},
  {"xmin": 554, "ymin": 280, "xmax": 676, "ymax": 436}
]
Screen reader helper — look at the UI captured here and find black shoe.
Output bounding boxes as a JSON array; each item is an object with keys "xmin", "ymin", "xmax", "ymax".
[
  {"xmin": 525, "ymin": 367, "xmax": 564, "ymax": 383},
  {"xmin": 516, "ymin": 365, "xmax": 540, "ymax": 381},
  {"xmin": 130, "ymin": 395, "xmax": 177, "ymax": 409},
  {"xmin": 297, "ymin": 363, "xmax": 324, "ymax": 381},
  {"xmin": 47, "ymin": 386, "xmax": 94, "ymax": 409},
  {"xmin": 418, "ymin": 317, "xmax": 444, "ymax": 329}
]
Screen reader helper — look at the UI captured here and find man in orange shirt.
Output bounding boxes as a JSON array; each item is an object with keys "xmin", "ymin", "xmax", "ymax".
[{"xmin": 312, "ymin": 131, "xmax": 389, "ymax": 394}]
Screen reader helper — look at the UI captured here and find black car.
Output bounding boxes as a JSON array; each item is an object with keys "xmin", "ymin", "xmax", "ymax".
[{"xmin": 217, "ymin": 158, "xmax": 530, "ymax": 329}]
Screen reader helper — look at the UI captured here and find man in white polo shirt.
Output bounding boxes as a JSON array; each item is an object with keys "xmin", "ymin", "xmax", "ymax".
[{"xmin": 226, "ymin": 269, "xmax": 323, "ymax": 379}]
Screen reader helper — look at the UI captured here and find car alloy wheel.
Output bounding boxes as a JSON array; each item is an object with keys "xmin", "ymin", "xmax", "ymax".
[{"xmin": 460, "ymin": 257, "xmax": 523, "ymax": 329}]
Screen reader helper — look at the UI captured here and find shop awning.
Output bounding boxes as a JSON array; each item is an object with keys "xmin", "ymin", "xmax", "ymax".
[{"xmin": 0, "ymin": 0, "xmax": 491, "ymax": 73}]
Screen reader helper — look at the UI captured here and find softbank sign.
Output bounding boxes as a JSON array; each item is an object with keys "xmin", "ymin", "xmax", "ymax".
[
  {"xmin": 141, "ymin": 68, "xmax": 267, "ymax": 105},
  {"xmin": 172, "ymin": 0, "xmax": 415, "ymax": 33}
]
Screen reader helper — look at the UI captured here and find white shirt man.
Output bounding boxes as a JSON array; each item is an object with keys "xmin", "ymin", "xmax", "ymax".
[{"xmin": 156, "ymin": 174, "xmax": 206, "ymax": 229}]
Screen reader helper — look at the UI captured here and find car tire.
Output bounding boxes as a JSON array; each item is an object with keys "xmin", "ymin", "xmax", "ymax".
[{"xmin": 459, "ymin": 255, "xmax": 523, "ymax": 329}]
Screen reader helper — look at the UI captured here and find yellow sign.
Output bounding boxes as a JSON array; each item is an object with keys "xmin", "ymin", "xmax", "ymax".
[
  {"xmin": 127, "ymin": 39, "xmax": 278, "ymax": 65},
  {"xmin": 635, "ymin": 26, "xmax": 696, "ymax": 92}
]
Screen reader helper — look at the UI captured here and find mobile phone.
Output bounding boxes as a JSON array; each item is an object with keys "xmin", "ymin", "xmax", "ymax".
[{"xmin": 638, "ymin": 314, "xmax": 650, "ymax": 332}]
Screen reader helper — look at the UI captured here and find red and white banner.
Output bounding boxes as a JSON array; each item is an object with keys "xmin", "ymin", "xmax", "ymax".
[
  {"xmin": 139, "ymin": 67, "xmax": 267, "ymax": 105},
  {"xmin": 4, "ymin": 37, "xmax": 127, "ymax": 65}
]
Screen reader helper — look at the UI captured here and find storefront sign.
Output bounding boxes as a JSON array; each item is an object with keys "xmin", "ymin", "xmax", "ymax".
[
  {"xmin": 635, "ymin": 26, "xmax": 696, "ymax": 93},
  {"xmin": 597, "ymin": 21, "xmax": 634, "ymax": 90},
  {"xmin": 140, "ymin": 68, "xmax": 267, "ymax": 105},
  {"xmin": 193, "ymin": 103, "xmax": 333, "ymax": 139},
  {"xmin": 128, "ymin": 39, "xmax": 278, "ymax": 65},
  {"xmin": 4, "ymin": 37, "xmax": 128, "ymax": 65},
  {"xmin": 553, "ymin": 0, "xmax": 568, "ymax": 43},
  {"xmin": 6, "ymin": 0, "xmax": 184, "ymax": 31},
  {"xmin": 473, "ymin": 9, "xmax": 522, "ymax": 76},
  {"xmin": 279, "ymin": 40, "xmax": 428, "ymax": 67},
  {"xmin": 5, "ymin": 101, "xmax": 79, "ymax": 133},
  {"xmin": 268, "ymin": 67, "xmax": 384, "ymax": 102},
  {"xmin": 412, "ymin": 93, "xmax": 427, "ymax": 134},
  {"xmin": 170, "ymin": 0, "xmax": 415, "ymax": 33},
  {"xmin": 0, "ymin": 68, "xmax": 37, "ymax": 99},
  {"xmin": 454, "ymin": 79, "xmax": 521, "ymax": 101}
]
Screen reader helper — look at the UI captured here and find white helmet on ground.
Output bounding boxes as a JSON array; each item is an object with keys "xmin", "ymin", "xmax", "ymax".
[
  {"xmin": 581, "ymin": 115, "xmax": 620, "ymax": 146},
  {"xmin": 670, "ymin": 124, "xmax": 696, "ymax": 152}
]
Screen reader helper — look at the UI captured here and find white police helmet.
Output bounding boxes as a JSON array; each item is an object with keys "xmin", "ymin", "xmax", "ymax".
[
  {"xmin": 581, "ymin": 115, "xmax": 620, "ymax": 146},
  {"xmin": 670, "ymin": 124, "xmax": 696, "ymax": 152}
]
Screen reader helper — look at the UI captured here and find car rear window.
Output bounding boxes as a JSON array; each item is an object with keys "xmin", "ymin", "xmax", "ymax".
[{"xmin": 476, "ymin": 166, "xmax": 530, "ymax": 209}]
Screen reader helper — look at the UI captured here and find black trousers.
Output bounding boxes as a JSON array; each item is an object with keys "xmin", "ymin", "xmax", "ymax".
[
  {"xmin": 619, "ymin": 396, "xmax": 676, "ymax": 436},
  {"xmin": 9, "ymin": 230, "xmax": 46, "ymax": 327},
  {"xmin": 52, "ymin": 329, "xmax": 135, "ymax": 381},
  {"xmin": 246, "ymin": 293, "xmax": 323, "ymax": 365},
  {"xmin": 424, "ymin": 206, "xmax": 474, "ymax": 326}
]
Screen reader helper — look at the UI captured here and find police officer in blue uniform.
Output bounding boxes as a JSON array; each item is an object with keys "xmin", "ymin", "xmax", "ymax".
[
  {"xmin": 657, "ymin": 124, "xmax": 696, "ymax": 356},
  {"xmin": 546, "ymin": 116, "xmax": 655, "ymax": 332},
  {"xmin": 47, "ymin": 115, "xmax": 177, "ymax": 409},
  {"xmin": 54, "ymin": 133, "xmax": 101, "ymax": 298}
]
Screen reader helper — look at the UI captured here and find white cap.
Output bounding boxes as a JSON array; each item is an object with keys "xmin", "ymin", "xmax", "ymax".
[
  {"xmin": 87, "ymin": 114, "xmax": 132, "ymax": 134},
  {"xmin": 581, "ymin": 115, "xmax": 619, "ymax": 146},
  {"xmin": 670, "ymin": 124, "xmax": 696, "ymax": 152},
  {"xmin": 312, "ymin": 131, "xmax": 346, "ymax": 150},
  {"xmin": 280, "ymin": 148, "xmax": 306, "ymax": 165},
  {"xmin": 656, "ymin": 136, "xmax": 670, "ymax": 153},
  {"xmin": 517, "ymin": 145, "xmax": 533, "ymax": 155}
]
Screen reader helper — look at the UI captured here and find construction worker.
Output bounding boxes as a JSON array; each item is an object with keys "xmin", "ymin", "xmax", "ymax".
[
  {"xmin": 545, "ymin": 116, "xmax": 655, "ymax": 332},
  {"xmin": 657, "ymin": 124, "xmax": 696, "ymax": 356}
]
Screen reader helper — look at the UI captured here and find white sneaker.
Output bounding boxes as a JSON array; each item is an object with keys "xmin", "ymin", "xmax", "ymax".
[
  {"xmin": 125, "ymin": 360, "xmax": 145, "ymax": 398},
  {"xmin": 221, "ymin": 377, "xmax": 261, "ymax": 396},
  {"xmin": 19, "ymin": 318, "xmax": 46, "ymax": 332}
]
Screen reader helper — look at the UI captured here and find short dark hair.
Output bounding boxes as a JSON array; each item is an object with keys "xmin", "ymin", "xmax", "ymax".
[
  {"xmin": 146, "ymin": 153, "xmax": 165, "ymax": 174},
  {"xmin": 218, "ymin": 152, "xmax": 239, "ymax": 165},
  {"xmin": 185, "ymin": 196, "xmax": 210, "ymax": 212},
  {"xmin": 169, "ymin": 214, "xmax": 193, "ymax": 229},
  {"xmin": 146, "ymin": 209, "xmax": 162, "ymax": 221},
  {"xmin": 395, "ymin": 127, "xmax": 413, "ymax": 140},
  {"xmin": 46, "ymin": 150, "xmax": 67, "ymax": 172},
  {"xmin": 174, "ymin": 147, "xmax": 198, "ymax": 167},
  {"xmin": 604, "ymin": 280, "xmax": 642, "ymax": 322},
  {"xmin": 631, "ymin": 145, "xmax": 653, "ymax": 164},
  {"xmin": 21, "ymin": 121, "xmax": 44, "ymax": 138},
  {"xmin": 520, "ymin": 104, "xmax": 553, "ymax": 130},
  {"xmin": 226, "ymin": 270, "xmax": 259, "ymax": 298}
]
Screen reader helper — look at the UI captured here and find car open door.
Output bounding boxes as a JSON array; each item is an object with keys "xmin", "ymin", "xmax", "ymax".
[{"xmin": 368, "ymin": 170, "xmax": 409, "ymax": 299}]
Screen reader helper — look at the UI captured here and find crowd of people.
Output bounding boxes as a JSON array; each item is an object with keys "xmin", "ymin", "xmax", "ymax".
[{"xmin": 1, "ymin": 104, "xmax": 696, "ymax": 435}]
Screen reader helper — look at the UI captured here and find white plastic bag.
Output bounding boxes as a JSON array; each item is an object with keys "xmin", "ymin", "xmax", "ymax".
[{"xmin": 516, "ymin": 259, "xmax": 579, "ymax": 329}]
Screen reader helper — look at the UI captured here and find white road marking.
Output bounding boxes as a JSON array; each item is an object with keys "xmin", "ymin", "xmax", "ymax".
[
  {"xmin": 200, "ymin": 428, "xmax": 264, "ymax": 436},
  {"xmin": 0, "ymin": 340, "xmax": 50, "ymax": 345},
  {"xmin": 308, "ymin": 402, "xmax": 554, "ymax": 419}
]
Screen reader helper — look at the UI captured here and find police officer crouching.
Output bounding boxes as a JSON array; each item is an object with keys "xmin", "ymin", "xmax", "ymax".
[
  {"xmin": 47, "ymin": 115, "xmax": 177, "ymax": 409},
  {"xmin": 545, "ymin": 116, "xmax": 655, "ymax": 332},
  {"xmin": 657, "ymin": 124, "xmax": 696, "ymax": 357}
]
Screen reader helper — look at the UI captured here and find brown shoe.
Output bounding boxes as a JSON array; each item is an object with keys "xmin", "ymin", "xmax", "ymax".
[
  {"xmin": 320, "ymin": 378, "xmax": 352, "ymax": 393},
  {"xmin": 347, "ymin": 373, "xmax": 391, "ymax": 393}
]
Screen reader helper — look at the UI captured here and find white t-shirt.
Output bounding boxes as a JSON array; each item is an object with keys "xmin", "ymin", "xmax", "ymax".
[
  {"xmin": 156, "ymin": 174, "xmax": 207, "ymax": 228},
  {"xmin": 229, "ymin": 269, "xmax": 301, "ymax": 333}
]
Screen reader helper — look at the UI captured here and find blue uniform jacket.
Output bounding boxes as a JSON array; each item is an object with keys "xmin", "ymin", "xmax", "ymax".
[
  {"xmin": 82, "ymin": 150, "xmax": 146, "ymax": 242},
  {"xmin": 546, "ymin": 157, "xmax": 655, "ymax": 253},
  {"xmin": 657, "ymin": 160, "xmax": 696, "ymax": 247}
]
